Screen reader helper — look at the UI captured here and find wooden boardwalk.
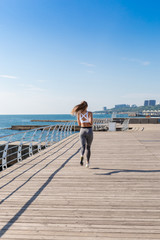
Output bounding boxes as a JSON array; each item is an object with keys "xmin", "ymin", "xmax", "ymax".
[{"xmin": 1, "ymin": 125, "xmax": 160, "ymax": 239}]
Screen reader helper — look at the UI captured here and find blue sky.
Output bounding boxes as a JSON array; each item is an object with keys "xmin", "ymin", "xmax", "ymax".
[{"xmin": 0, "ymin": 0, "xmax": 160, "ymax": 114}]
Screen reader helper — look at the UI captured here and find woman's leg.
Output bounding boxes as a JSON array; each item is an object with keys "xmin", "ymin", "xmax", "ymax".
[
  {"xmin": 86, "ymin": 129, "xmax": 93, "ymax": 167},
  {"xmin": 86, "ymin": 145, "xmax": 91, "ymax": 162},
  {"xmin": 79, "ymin": 129, "xmax": 86, "ymax": 165}
]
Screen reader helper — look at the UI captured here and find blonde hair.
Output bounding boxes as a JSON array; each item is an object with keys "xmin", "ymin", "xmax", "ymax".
[{"xmin": 71, "ymin": 101, "xmax": 88, "ymax": 115}]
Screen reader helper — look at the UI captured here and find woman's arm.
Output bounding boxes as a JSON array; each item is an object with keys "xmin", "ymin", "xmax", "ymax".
[
  {"xmin": 77, "ymin": 113, "xmax": 81, "ymax": 126},
  {"xmin": 89, "ymin": 112, "xmax": 93, "ymax": 126}
]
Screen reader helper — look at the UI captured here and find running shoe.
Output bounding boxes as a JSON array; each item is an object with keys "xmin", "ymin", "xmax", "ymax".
[
  {"xmin": 86, "ymin": 161, "xmax": 89, "ymax": 168},
  {"xmin": 80, "ymin": 156, "xmax": 84, "ymax": 166}
]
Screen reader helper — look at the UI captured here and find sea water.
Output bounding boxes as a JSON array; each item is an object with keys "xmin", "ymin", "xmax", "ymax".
[
  {"xmin": 0, "ymin": 113, "xmax": 128, "ymax": 137},
  {"xmin": 0, "ymin": 114, "xmax": 76, "ymax": 137}
]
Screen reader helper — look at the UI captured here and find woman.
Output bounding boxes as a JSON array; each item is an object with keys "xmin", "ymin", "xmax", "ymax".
[{"xmin": 71, "ymin": 101, "xmax": 93, "ymax": 168}]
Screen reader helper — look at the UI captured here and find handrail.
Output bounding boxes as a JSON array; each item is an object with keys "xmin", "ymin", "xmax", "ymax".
[
  {"xmin": 0, "ymin": 125, "xmax": 54, "ymax": 139},
  {"xmin": 121, "ymin": 119, "xmax": 130, "ymax": 131},
  {"xmin": 93, "ymin": 118, "xmax": 130, "ymax": 131},
  {"xmin": 0, "ymin": 121, "xmax": 75, "ymax": 171},
  {"xmin": 93, "ymin": 118, "xmax": 109, "ymax": 131}
]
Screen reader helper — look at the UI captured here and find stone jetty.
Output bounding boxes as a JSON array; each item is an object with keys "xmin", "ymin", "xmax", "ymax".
[
  {"xmin": 10, "ymin": 125, "xmax": 80, "ymax": 131},
  {"xmin": 31, "ymin": 120, "xmax": 76, "ymax": 122},
  {"xmin": 31, "ymin": 117, "xmax": 160, "ymax": 124}
]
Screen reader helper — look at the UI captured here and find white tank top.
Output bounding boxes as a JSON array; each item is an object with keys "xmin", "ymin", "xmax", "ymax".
[{"xmin": 80, "ymin": 111, "xmax": 89, "ymax": 123}]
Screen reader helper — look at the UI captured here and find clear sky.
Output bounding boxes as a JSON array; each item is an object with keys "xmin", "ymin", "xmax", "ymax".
[{"xmin": 0, "ymin": 0, "xmax": 160, "ymax": 114}]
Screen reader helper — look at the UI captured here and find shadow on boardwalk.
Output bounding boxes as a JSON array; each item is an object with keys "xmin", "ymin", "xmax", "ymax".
[
  {"xmin": 92, "ymin": 168, "xmax": 160, "ymax": 175},
  {"xmin": 0, "ymin": 143, "xmax": 80, "ymax": 238}
]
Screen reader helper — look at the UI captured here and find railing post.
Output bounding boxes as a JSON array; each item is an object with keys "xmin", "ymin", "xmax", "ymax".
[
  {"xmin": 64, "ymin": 123, "xmax": 69, "ymax": 138},
  {"xmin": 60, "ymin": 124, "xmax": 65, "ymax": 140},
  {"xmin": 122, "ymin": 119, "xmax": 130, "ymax": 131},
  {"xmin": 67, "ymin": 122, "xmax": 71, "ymax": 136},
  {"xmin": 56, "ymin": 125, "xmax": 61, "ymax": 142},
  {"xmin": 17, "ymin": 132, "xmax": 26, "ymax": 162},
  {"xmin": 38, "ymin": 128, "xmax": 45, "ymax": 152},
  {"xmin": 45, "ymin": 126, "xmax": 52, "ymax": 148},
  {"xmin": 2, "ymin": 135, "xmax": 12, "ymax": 170},
  {"xmin": 68, "ymin": 122, "xmax": 72, "ymax": 135},
  {"xmin": 70, "ymin": 122, "xmax": 73, "ymax": 134},
  {"xmin": 29, "ymin": 143, "xmax": 32, "ymax": 157},
  {"xmin": 29, "ymin": 129, "xmax": 37, "ymax": 157},
  {"xmin": 50, "ymin": 125, "xmax": 57, "ymax": 143},
  {"xmin": 67, "ymin": 123, "xmax": 70, "ymax": 136},
  {"xmin": 2, "ymin": 141, "xmax": 10, "ymax": 170}
]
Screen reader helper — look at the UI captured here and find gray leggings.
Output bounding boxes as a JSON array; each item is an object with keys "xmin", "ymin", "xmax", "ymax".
[{"xmin": 79, "ymin": 127, "xmax": 93, "ymax": 161}]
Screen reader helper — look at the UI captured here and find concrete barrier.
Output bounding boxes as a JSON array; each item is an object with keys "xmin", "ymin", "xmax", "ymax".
[{"xmin": 114, "ymin": 118, "xmax": 160, "ymax": 124}]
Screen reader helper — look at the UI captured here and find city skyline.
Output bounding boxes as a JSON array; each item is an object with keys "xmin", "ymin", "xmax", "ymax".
[{"xmin": 0, "ymin": 0, "xmax": 160, "ymax": 114}]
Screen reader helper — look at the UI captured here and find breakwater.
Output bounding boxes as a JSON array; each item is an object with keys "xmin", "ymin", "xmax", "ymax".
[
  {"xmin": 31, "ymin": 120, "xmax": 76, "ymax": 122},
  {"xmin": 9, "ymin": 125, "xmax": 129, "ymax": 131},
  {"xmin": 10, "ymin": 125, "xmax": 80, "ymax": 131},
  {"xmin": 30, "ymin": 118, "xmax": 160, "ymax": 124}
]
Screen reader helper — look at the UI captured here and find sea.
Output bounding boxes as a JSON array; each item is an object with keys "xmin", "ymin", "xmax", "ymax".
[{"xmin": 0, "ymin": 113, "xmax": 128, "ymax": 138}]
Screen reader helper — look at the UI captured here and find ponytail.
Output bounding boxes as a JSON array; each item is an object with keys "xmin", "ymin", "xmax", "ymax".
[{"xmin": 71, "ymin": 101, "xmax": 88, "ymax": 115}]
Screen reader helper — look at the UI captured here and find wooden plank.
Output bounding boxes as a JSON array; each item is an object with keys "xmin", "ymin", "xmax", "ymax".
[{"xmin": 1, "ymin": 125, "xmax": 160, "ymax": 239}]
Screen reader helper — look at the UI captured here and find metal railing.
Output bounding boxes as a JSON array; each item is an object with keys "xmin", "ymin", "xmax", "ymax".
[
  {"xmin": 93, "ymin": 118, "xmax": 109, "ymax": 131},
  {"xmin": 121, "ymin": 119, "xmax": 130, "ymax": 131},
  {"xmin": 93, "ymin": 118, "xmax": 130, "ymax": 131},
  {"xmin": 0, "ymin": 122, "xmax": 75, "ymax": 171}
]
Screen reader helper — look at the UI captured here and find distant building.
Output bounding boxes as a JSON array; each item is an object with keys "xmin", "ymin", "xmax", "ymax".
[
  {"xmin": 144, "ymin": 100, "xmax": 149, "ymax": 106},
  {"xmin": 144, "ymin": 100, "xmax": 156, "ymax": 106},
  {"xmin": 131, "ymin": 104, "xmax": 137, "ymax": 108},
  {"xmin": 103, "ymin": 106, "xmax": 107, "ymax": 111},
  {"xmin": 115, "ymin": 104, "xmax": 130, "ymax": 109},
  {"xmin": 149, "ymin": 100, "xmax": 156, "ymax": 106}
]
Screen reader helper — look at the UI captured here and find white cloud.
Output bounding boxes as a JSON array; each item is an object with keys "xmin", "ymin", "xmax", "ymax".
[
  {"xmin": 142, "ymin": 61, "xmax": 150, "ymax": 66},
  {"xmin": 0, "ymin": 75, "xmax": 17, "ymax": 79},
  {"xmin": 122, "ymin": 58, "xmax": 150, "ymax": 66},
  {"xmin": 19, "ymin": 84, "xmax": 46, "ymax": 92},
  {"xmin": 80, "ymin": 62, "xmax": 95, "ymax": 67}
]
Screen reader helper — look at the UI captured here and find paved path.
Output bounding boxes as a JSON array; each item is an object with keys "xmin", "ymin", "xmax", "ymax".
[{"xmin": 0, "ymin": 125, "xmax": 160, "ymax": 239}]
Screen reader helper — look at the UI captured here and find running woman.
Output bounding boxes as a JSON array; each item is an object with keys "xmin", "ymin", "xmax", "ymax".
[{"xmin": 71, "ymin": 101, "xmax": 93, "ymax": 168}]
